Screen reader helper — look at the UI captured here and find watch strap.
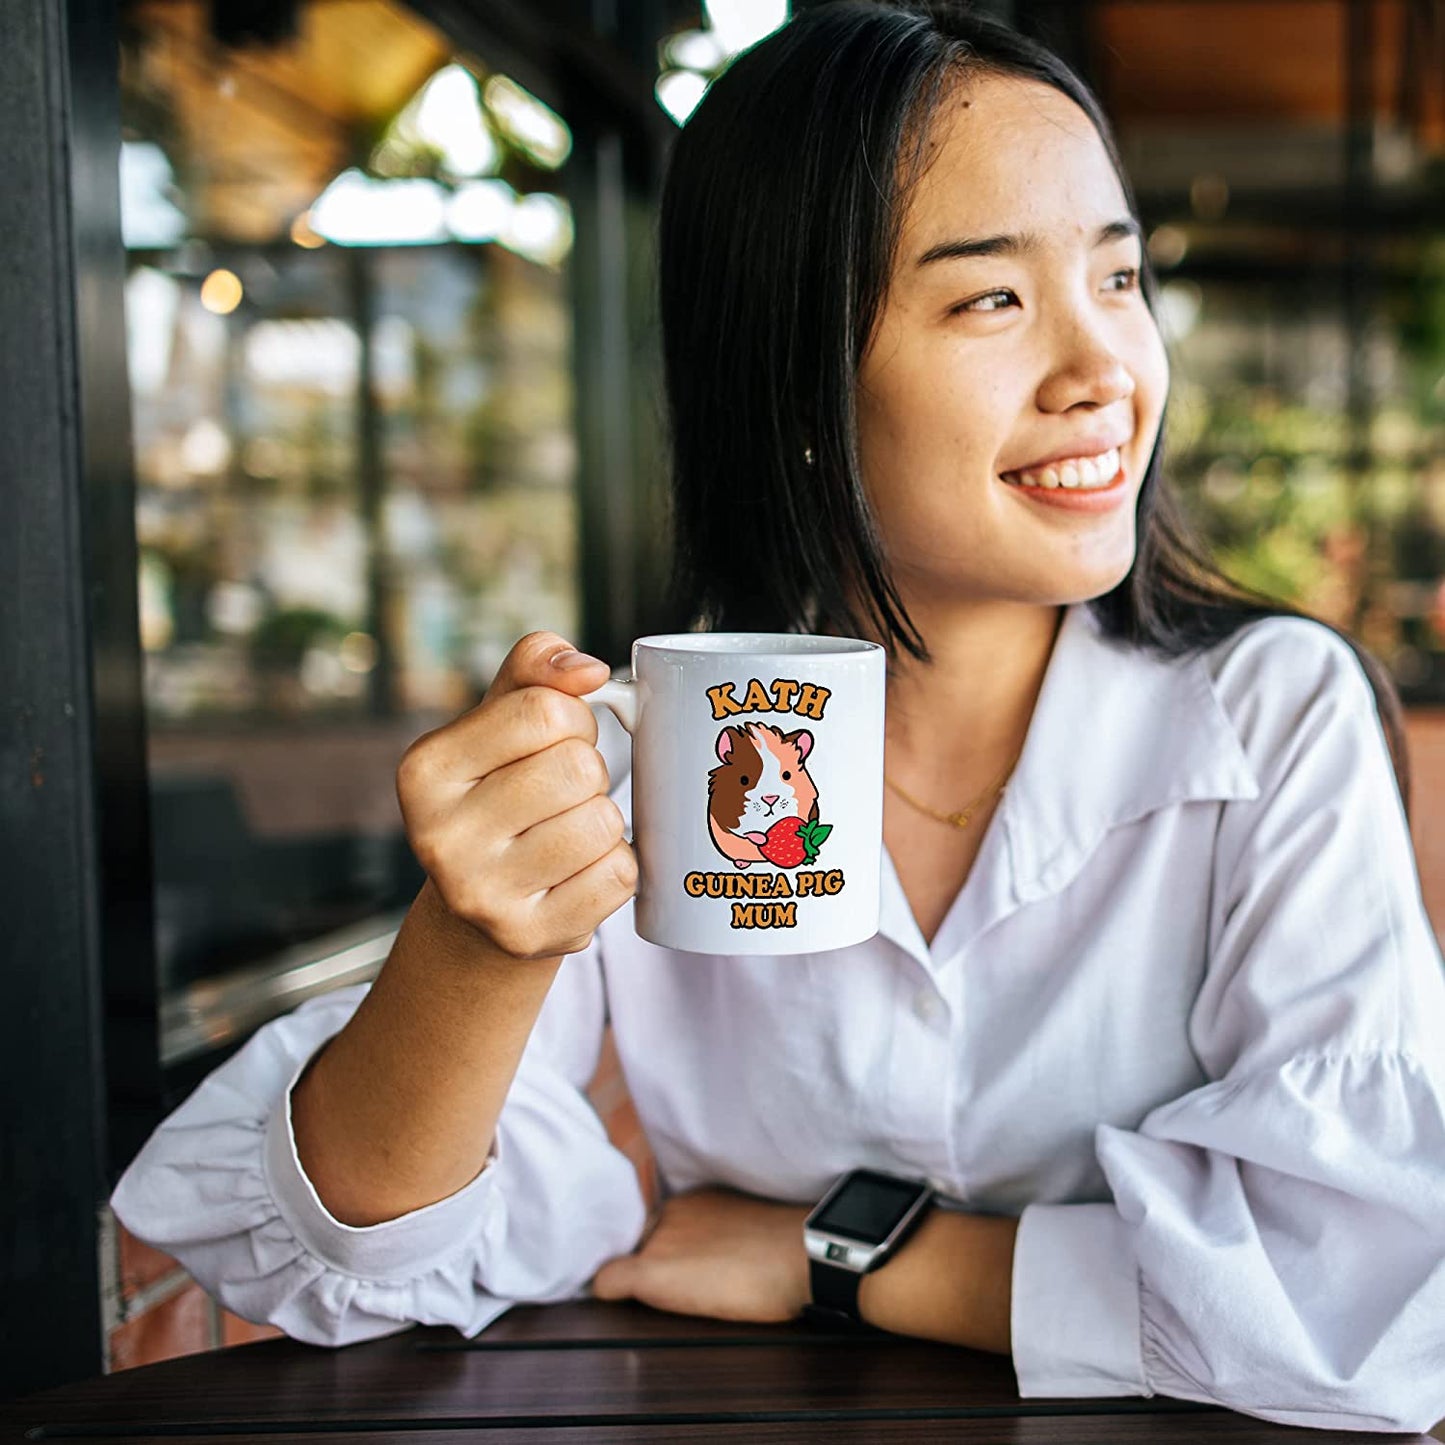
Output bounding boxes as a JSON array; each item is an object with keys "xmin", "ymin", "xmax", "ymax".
[
  {"xmin": 800, "ymin": 1300, "xmax": 877, "ymax": 1333},
  {"xmin": 808, "ymin": 1255, "xmax": 862, "ymax": 1321}
]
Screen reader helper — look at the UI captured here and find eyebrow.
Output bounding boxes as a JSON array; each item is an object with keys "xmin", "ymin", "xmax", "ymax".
[{"xmin": 915, "ymin": 216, "xmax": 1141, "ymax": 268}]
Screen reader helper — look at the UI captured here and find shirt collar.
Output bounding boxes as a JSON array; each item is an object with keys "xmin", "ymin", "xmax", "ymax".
[
  {"xmin": 1005, "ymin": 600, "xmax": 1260, "ymax": 900},
  {"xmin": 877, "ymin": 600, "xmax": 1260, "ymax": 968}
]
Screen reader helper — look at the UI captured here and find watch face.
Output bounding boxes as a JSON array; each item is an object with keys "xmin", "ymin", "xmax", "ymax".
[{"xmin": 810, "ymin": 1170, "xmax": 928, "ymax": 1244}]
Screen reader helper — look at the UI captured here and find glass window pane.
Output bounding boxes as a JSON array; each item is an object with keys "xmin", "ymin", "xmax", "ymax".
[{"xmin": 120, "ymin": 0, "xmax": 579, "ymax": 1058}]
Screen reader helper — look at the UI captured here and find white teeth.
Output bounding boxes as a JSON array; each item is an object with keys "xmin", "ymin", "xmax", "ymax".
[{"xmin": 1004, "ymin": 447, "xmax": 1120, "ymax": 491}]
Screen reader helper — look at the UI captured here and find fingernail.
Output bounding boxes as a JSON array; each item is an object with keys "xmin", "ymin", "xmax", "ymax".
[{"xmin": 551, "ymin": 648, "xmax": 604, "ymax": 671}]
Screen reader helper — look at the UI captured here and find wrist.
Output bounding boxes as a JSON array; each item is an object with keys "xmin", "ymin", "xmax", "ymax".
[
  {"xmin": 856, "ymin": 1209, "xmax": 1018, "ymax": 1354},
  {"xmin": 410, "ymin": 878, "xmax": 563, "ymax": 977},
  {"xmin": 801, "ymin": 1169, "xmax": 935, "ymax": 1330},
  {"xmin": 792, "ymin": 1205, "xmax": 813, "ymax": 1316}
]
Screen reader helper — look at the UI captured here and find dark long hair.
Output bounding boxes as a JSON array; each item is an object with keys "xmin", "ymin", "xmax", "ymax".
[{"xmin": 656, "ymin": 0, "xmax": 1412, "ymax": 817}]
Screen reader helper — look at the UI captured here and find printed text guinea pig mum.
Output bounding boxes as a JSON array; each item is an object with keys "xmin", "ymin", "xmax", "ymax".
[{"xmin": 683, "ymin": 868, "xmax": 846, "ymax": 898}]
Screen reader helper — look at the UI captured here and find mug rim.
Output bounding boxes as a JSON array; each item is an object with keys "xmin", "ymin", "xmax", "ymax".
[{"xmin": 633, "ymin": 631, "xmax": 882, "ymax": 658}]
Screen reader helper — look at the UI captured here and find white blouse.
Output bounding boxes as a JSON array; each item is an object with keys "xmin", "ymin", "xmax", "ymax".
[{"xmin": 111, "ymin": 602, "xmax": 1445, "ymax": 1434}]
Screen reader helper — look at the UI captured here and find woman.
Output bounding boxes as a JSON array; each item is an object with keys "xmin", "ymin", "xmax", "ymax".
[{"xmin": 111, "ymin": 2, "xmax": 1445, "ymax": 1432}]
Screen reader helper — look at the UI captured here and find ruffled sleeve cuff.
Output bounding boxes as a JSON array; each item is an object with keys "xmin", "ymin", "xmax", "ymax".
[
  {"xmin": 262, "ymin": 1052, "xmax": 505, "ymax": 1282},
  {"xmin": 1010, "ymin": 1200, "xmax": 1153, "ymax": 1400}
]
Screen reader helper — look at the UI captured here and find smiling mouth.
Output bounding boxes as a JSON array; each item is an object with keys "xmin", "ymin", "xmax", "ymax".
[{"xmin": 999, "ymin": 445, "xmax": 1124, "ymax": 491}]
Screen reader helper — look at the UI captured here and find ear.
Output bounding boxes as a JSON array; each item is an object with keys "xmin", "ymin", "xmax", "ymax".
[
  {"xmin": 716, "ymin": 728, "xmax": 734, "ymax": 764},
  {"xmin": 785, "ymin": 729, "xmax": 813, "ymax": 762}
]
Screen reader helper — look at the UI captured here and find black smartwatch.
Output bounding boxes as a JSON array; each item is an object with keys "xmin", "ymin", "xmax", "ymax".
[{"xmin": 801, "ymin": 1168, "xmax": 934, "ymax": 1329}]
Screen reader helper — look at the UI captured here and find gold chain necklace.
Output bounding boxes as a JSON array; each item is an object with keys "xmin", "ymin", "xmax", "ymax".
[{"xmin": 884, "ymin": 752, "xmax": 1021, "ymax": 830}]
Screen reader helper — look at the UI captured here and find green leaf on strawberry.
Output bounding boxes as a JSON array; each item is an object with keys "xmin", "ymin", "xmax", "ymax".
[
  {"xmin": 757, "ymin": 816, "xmax": 834, "ymax": 868},
  {"xmin": 796, "ymin": 819, "xmax": 831, "ymax": 864}
]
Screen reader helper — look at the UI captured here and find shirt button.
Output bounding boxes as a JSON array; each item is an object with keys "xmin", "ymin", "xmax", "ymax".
[{"xmin": 912, "ymin": 989, "xmax": 942, "ymax": 1022}]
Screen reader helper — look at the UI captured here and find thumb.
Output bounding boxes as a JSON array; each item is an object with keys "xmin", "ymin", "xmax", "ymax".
[
  {"xmin": 485, "ymin": 630, "xmax": 611, "ymax": 704},
  {"xmin": 590, "ymin": 1258, "xmax": 635, "ymax": 1300}
]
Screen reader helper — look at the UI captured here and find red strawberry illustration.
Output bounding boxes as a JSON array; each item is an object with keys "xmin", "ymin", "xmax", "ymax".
[{"xmin": 758, "ymin": 816, "xmax": 832, "ymax": 868}]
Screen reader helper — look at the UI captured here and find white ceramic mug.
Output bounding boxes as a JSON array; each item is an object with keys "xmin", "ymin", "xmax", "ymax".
[{"xmin": 582, "ymin": 632, "xmax": 885, "ymax": 955}]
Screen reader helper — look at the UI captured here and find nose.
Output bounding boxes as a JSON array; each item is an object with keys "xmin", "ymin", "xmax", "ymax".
[
  {"xmin": 1037, "ymin": 307, "xmax": 1136, "ymax": 415},
  {"xmin": 762, "ymin": 794, "xmax": 779, "ymax": 805}
]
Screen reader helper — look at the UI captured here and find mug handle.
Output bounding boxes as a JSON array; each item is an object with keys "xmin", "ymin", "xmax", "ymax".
[{"xmin": 580, "ymin": 678, "xmax": 638, "ymax": 735}]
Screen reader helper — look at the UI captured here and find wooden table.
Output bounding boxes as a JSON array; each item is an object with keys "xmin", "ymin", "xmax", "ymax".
[{"xmin": 3, "ymin": 1300, "xmax": 1432, "ymax": 1443}]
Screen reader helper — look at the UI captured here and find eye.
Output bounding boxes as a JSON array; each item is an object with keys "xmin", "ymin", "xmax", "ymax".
[
  {"xmin": 953, "ymin": 288, "xmax": 1017, "ymax": 315},
  {"xmin": 782, "ymin": 770, "xmax": 791, "ymax": 780},
  {"xmin": 952, "ymin": 267, "xmax": 1141, "ymax": 316},
  {"xmin": 740, "ymin": 775, "xmax": 749, "ymax": 785}
]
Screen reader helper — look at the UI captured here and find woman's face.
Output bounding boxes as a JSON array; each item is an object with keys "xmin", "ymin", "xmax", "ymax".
[{"xmin": 856, "ymin": 72, "xmax": 1169, "ymax": 609}]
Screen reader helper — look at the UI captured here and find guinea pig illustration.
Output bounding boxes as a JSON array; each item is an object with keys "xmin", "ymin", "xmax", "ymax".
[{"xmin": 707, "ymin": 721, "xmax": 818, "ymax": 868}]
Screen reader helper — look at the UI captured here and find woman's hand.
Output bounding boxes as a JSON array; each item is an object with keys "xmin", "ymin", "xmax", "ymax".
[
  {"xmin": 591, "ymin": 1186, "xmax": 812, "ymax": 1324},
  {"xmin": 394, "ymin": 630, "xmax": 635, "ymax": 965}
]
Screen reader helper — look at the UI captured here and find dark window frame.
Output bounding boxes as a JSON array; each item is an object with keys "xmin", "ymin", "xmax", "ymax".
[{"xmin": 2, "ymin": 0, "xmax": 672, "ymax": 1398}]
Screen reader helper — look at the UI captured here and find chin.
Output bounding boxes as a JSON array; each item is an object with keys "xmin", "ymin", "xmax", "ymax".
[
  {"xmin": 1012, "ymin": 559, "xmax": 1137, "ymax": 609},
  {"xmin": 1065, "ymin": 567, "xmax": 1136, "ymax": 605},
  {"xmin": 1062, "ymin": 536, "xmax": 1139, "ymax": 596}
]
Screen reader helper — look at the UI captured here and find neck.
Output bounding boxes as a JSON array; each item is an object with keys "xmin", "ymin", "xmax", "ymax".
[{"xmin": 837, "ymin": 595, "xmax": 1065, "ymax": 794}]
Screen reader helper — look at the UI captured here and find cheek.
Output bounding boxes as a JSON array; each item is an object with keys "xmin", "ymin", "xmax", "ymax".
[
  {"xmin": 857, "ymin": 362, "xmax": 1008, "ymax": 541},
  {"xmin": 1131, "ymin": 312, "xmax": 1170, "ymax": 423},
  {"xmin": 860, "ymin": 351, "xmax": 1002, "ymax": 464}
]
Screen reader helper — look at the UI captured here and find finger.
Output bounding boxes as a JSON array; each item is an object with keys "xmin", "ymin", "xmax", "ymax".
[
  {"xmin": 523, "ymin": 838, "xmax": 638, "ymax": 948},
  {"xmin": 412, "ymin": 737, "xmax": 615, "ymax": 927},
  {"xmin": 399, "ymin": 682, "xmax": 603, "ymax": 828},
  {"xmin": 463, "ymin": 732, "xmax": 613, "ymax": 844},
  {"xmin": 487, "ymin": 629, "xmax": 612, "ymax": 704},
  {"xmin": 590, "ymin": 1260, "xmax": 634, "ymax": 1300},
  {"xmin": 398, "ymin": 629, "xmax": 610, "ymax": 799},
  {"xmin": 488, "ymin": 789, "xmax": 626, "ymax": 896}
]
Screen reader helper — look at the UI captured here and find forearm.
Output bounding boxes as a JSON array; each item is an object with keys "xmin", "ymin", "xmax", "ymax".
[
  {"xmin": 290, "ymin": 878, "xmax": 565, "ymax": 1226},
  {"xmin": 856, "ymin": 1208, "xmax": 1018, "ymax": 1356}
]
